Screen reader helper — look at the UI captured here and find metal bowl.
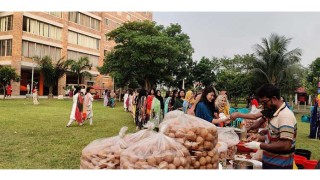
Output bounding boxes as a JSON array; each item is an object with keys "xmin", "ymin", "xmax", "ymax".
[{"xmin": 232, "ymin": 160, "xmax": 254, "ymax": 169}]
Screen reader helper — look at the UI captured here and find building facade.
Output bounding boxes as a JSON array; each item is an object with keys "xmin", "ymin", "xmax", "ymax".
[{"xmin": 0, "ymin": 12, "xmax": 152, "ymax": 96}]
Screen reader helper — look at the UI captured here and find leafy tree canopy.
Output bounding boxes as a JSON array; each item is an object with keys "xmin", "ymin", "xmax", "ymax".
[{"xmin": 98, "ymin": 20, "xmax": 194, "ymax": 90}]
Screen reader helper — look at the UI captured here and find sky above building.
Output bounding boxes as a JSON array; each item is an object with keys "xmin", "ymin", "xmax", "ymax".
[{"xmin": 153, "ymin": 12, "xmax": 320, "ymax": 67}]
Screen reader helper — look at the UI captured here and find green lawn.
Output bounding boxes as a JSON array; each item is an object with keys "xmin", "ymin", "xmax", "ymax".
[
  {"xmin": 0, "ymin": 98, "xmax": 136, "ymax": 169},
  {"xmin": 0, "ymin": 99, "xmax": 319, "ymax": 169}
]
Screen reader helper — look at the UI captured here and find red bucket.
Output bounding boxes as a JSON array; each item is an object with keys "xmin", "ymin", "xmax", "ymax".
[
  {"xmin": 304, "ymin": 160, "xmax": 318, "ymax": 169},
  {"xmin": 294, "ymin": 154, "xmax": 307, "ymax": 166}
]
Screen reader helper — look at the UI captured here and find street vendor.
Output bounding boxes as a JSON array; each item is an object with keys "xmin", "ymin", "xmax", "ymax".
[{"xmin": 242, "ymin": 84, "xmax": 297, "ymax": 169}]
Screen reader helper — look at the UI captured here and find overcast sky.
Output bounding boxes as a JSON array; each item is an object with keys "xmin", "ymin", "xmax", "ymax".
[{"xmin": 153, "ymin": 12, "xmax": 320, "ymax": 67}]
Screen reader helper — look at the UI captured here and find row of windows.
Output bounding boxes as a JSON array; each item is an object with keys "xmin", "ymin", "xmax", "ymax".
[
  {"xmin": 23, "ymin": 16, "xmax": 62, "ymax": 41},
  {"xmin": 68, "ymin": 12, "xmax": 100, "ymax": 31},
  {"xmin": 67, "ymin": 50, "xmax": 98, "ymax": 67},
  {"xmin": 68, "ymin": 31, "xmax": 100, "ymax": 50},
  {"xmin": 45, "ymin": 12, "xmax": 62, "ymax": 18},
  {"xmin": 22, "ymin": 41, "xmax": 61, "ymax": 61},
  {"xmin": 105, "ymin": 18, "xmax": 121, "ymax": 28},
  {"xmin": 0, "ymin": 16, "xmax": 13, "ymax": 32},
  {"xmin": 0, "ymin": 39, "xmax": 12, "ymax": 56}
]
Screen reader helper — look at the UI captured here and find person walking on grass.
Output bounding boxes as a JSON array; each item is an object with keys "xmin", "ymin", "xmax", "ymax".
[
  {"xmin": 83, "ymin": 87, "xmax": 94, "ymax": 126},
  {"xmin": 123, "ymin": 90, "xmax": 129, "ymax": 112},
  {"xmin": 6, "ymin": 84, "xmax": 12, "ymax": 97},
  {"xmin": 109, "ymin": 90, "xmax": 116, "ymax": 108},
  {"xmin": 66, "ymin": 87, "xmax": 83, "ymax": 127},
  {"xmin": 32, "ymin": 86, "xmax": 40, "ymax": 105},
  {"xmin": 103, "ymin": 89, "xmax": 109, "ymax": 107}
]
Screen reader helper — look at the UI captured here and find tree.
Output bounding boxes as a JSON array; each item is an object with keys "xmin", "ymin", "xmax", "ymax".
[
  {"xmin": 192, "ymin": 57, "xmax": 218, "ymax": 87},
  {"xmin": 215, "ymin": 55, "xmax": 255, "ymax": 106},
  {"xmin": 305, "ymin": 57, "xmax": 320, "ymax": 98},
  {"xmin": 253, "ymin": 33, "xmax": 302, "ymax": 87},
  {"xmin": 35, "ymin": 56, "xmax": 70, "ymax": 98},
  {"xmin": 0, "ymin": 65, "xmax": 20, "ymax": 99},
  {"xmin": 66, "ymin": 57, "xmax": 92, "ymax": 86},
  {"xmin": 279, "ymin": 64, "xmax": 306, "ymax": 102},
  {"xmin": 98, "ymin": 21, "xmax": 194, "ymax": 90}
]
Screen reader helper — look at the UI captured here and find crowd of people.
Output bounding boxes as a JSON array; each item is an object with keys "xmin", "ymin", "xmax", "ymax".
[
  {"xmin": 118, "ymin": 84, "xmax": 298, "ymax": 169},
  {"xmin": 115, "ymin": 86, "xmax": 232, "ymax": 131},
  {"xmin": 64, "ymin": 83, "xmax": 298, "ymax": 169}
]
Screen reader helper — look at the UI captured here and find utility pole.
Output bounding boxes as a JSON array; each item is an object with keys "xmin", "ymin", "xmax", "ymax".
[{"xmin": 31, "ymin": 57, "xmax": 34, "ymax": 92}]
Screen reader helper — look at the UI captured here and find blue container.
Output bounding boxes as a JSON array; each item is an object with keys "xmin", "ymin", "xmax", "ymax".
[
  {"xmin": 237, "ymin": 108, "xmax": 250, "ymax": 114},
  {"xmin": 301, "ymin": 115, "xmax": 310, "ymax": 123},
  {"xmin": 229, "ymin": 107, "xmax": 237, "ymax": 114}
]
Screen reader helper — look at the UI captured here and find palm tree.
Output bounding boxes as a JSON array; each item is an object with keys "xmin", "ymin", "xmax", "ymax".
[
  {"xmin": 253, "ymin": 33, "xmax": 302, "ymax": 87},
  {"xmin": 35, "ymin": 56, "xmax": 70, "ymax": 98},
  {"xmin": 66, "ymin": 57, "xmax": 92, "ymax": 86}
]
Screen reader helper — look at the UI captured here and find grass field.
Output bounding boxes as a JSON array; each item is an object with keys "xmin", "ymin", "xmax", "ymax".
[{"xmin": 0, "ymin": 98, "xmax": 319, "ymax": 169}]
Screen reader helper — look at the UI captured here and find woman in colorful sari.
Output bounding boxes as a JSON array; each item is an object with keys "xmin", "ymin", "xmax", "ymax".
[
  {"xmin": 151, "ymin": 90, "xmax": 164, "ymax": 131},
  {"xmin": 135, "ymin": 89, "xmax": 147, "ymax": 130},
  {"xmin": 146, "ymin": 88, "xmax": 155, "ymax": 121},
  {"xmin": 83, "ymin": 87, "xmax": 94, "ymax": 126},
  {"xmin": 127, "ymin": 89, "xmax": 133, "ymax": 113},
  {"xmin": 132, "ymin": 90, "xmax": 138, "ymax": 121},
  {"xmin": 66, "ymin": 87, "xmax": 84, "ymax": 127},
  {"xmin": 164, "ymin": 90, "xmax": 173, "ymax": 115}
]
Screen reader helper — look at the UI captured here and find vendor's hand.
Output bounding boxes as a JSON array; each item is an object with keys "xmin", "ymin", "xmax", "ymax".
[
  {"xmin": 244, "ymin": 141, "xmax": 261, "ymax": 150},
  {"xmin": 230, "ymin": 113, "xmax": 239, "ymax": 120},
  {"xmin": 247, "ymin": 134, "xmax": 259, "ymax": 141}
]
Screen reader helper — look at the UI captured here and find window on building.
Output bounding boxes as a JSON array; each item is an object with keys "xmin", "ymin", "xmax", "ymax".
[
  {"xmin": 0, "ymin": 39, "xmax": 12, "ymax": 56},
  {"xmin": 46, "ymin": 12, "xmax": 62, "ymax": 18},
  {"xmin": 79, "ymin": 13, "xmax": 91, "ymax": 27},
  {"xmin": 0, "ymin": 15, "xmax": 13, "ymax": 32},
  {"xmin": 104, "ymin": 50, "xmax": 109, "ymax": 56},
  {"xmin": 91, "ymin": 18, "xmax": 100, "ymax": 30},
  {"xmin": 105, "ymin": 18, "xmax": 109, "ymax": 25},
  {"xmin": 22, "ymin": 16, "xmax": 62, "ymax": 41},
  {"xmin": 6, "ymin": 39, "xmax": 12, "ymax": 56},
  {"xmin": 22, "ymin": 40, "xmax": 61, "ymax": 60},
  {"xmin": 68, "ymin": 31, "xmax": 100, "ymax": 50},
  {"xmin": 67, "ymin": 50, "xmax": 99, "ymax": 67},
  {"xmin": 68, "ymin": 12, "xmax": 78, "ymax": 23},
  {"xmin": 68, "ymin": 12, "xmax": 100, "ymax": 31},
  {"xmin": 126, "ymin": 14, "xmax": 131, "ymax": 21}
]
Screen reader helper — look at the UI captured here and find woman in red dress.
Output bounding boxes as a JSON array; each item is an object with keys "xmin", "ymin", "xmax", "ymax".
[{"xmin": 6, "ymin": 84, "xmax": 12, "ymax": 97}]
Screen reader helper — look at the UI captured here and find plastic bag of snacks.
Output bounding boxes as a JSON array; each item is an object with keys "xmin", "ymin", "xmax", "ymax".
[
  {"xmin": 215, "ymin": 141, "xmax": 228, "ymax": 168},
  {"xmin": 160, "ymin": 114, "xmax": 218, "ymax": 151},
  {"xmin": 217, "ymin": 127, "xmax": 239, "ymax": 160},
  {"xmin": 216, "ymin": 142, "xmax": 228, "ymax": 159},
  {"xmin": 190, "ymin": 149, "xmax": 219, "ymax": 169},
  {"xmin": 163, "ymin": 110, "xmax": 184, "ymax": 122},
  {"xmin": 80, "ymin": 127, "xmax": 129, "ymax": 169},
  {"xmin": 120, "ymin": 125, "xmax": 191, "ymax": 169},
  {"xmin": 124, "ymin": 122, "xmax": 157, "ymax": 146},
  {"xmin": 159, "ymin": 114, "xmax": 219, "ymax": 169}
]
